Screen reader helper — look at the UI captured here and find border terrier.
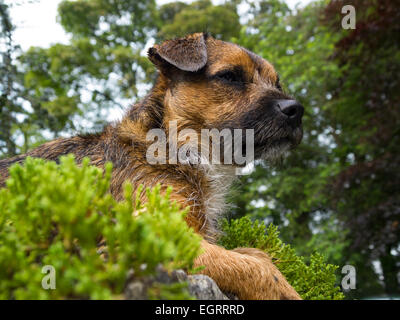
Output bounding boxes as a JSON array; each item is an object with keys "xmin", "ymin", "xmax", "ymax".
[{"xmin": 0, "ymin": 33, "xmax": 304, "ymax": 300}]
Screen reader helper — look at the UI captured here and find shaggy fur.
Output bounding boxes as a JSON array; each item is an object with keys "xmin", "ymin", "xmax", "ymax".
[{"xmin": 0, "ymin": 33, "xmax": 303, "ymax": 300}]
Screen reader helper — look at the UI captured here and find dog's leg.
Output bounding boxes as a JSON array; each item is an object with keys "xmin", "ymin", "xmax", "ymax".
[{"xmin": 193, "ymin": 240, "xmax": 301, "ymax": 300}]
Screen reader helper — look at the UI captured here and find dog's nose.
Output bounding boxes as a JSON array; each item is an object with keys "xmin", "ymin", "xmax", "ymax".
[{"xmin": 275, "ymin": 99, "xmax": 304, "ymax": 124}]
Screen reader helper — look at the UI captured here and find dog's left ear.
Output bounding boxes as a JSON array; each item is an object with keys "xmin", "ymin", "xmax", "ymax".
[{"xmin": 148, "ymin": 33, "xmax": 208, "ymax": 72}]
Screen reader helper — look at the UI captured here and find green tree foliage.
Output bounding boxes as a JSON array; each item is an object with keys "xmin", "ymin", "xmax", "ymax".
[
  {"xmin": 157, "ymin": 0, "xmax": 241, "ymax": 41},
  {"xmin": 0, "ymin": 156, "xmax": 201, "ymax": 299},
  {"xmin": 18, "ymin": 0, "xmax": 159, "ymax": 137},
  {"xmin": 322, "ymin": 0, "xmax": 400, "ymax": 296},
  {"xmin": 0, "ymin": 1, "xmax": 59, "ymax": 157},
  {"xmin": 0, "ymin": 0, "xmax": 18, "ymax": 156}
]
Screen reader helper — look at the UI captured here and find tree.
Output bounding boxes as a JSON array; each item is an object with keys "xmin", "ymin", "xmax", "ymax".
[
  {"xmin": 230, "ymin": 0, "xmax": 398, "ymax": 298},
  {"xmin": 0, "ymin": 0, "xmax": 65, "ymax": 158},
  {"xmin": 323, "ymin": 0, "xmax": 400, "ymax": 295},
  {"xmin": 19, "ymin": 0, "xmax": 159, "ymax": 135},
  {"xmin": 1, "ymin": 0, "xmax": 160, "ymax": 157},
  {"xmin": 0, "ymin": 0, "xmax": 19, "ymax": 156},
  {"xmin": 157, "ymin": 0, "xmax": 241, "ymax": 41}
]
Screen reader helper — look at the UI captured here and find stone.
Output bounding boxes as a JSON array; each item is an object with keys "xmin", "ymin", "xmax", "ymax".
[
  {"xmin": 124, "ymin": 265, "xmax": 235, "ymax": 300},
  {"xmin": 186, "ymin": 274, "xmax": 230, "ymax": 300}
]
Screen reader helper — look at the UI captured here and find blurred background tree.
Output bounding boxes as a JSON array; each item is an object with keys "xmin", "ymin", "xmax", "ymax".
[
  {"xmin": 0, "ymin": 0, "xmax": 399, "ymax": 299},
  {"xmin": 157, "ymin": 0, "xmax": 241, "ymax": 40},
  {"xmin": 0, "ymin": 0, "xmax": 52, "ymax": 157}
]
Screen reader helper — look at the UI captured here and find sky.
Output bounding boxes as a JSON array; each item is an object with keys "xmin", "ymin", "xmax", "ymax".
[{"xmin": 7, "ymin": 0, "xmax": 313, "ymax": 51}]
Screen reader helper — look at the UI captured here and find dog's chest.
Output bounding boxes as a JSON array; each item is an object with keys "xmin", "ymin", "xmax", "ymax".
[{"xmin": 200, "ymin": 165, "xmax": 237, "ymax": 236}]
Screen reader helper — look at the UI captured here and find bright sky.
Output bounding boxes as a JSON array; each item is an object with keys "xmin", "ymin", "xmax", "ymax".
[{"xmin": 7, "ymin": 0, "xmax": 313, "ymax": 51}]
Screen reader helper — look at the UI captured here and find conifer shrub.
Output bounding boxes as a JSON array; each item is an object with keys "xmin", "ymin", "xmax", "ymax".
[
  {"xmin": 219, "ymin": 217, "xmax": 345, "ymax": 300},
  {"xmin": 0, "ymin": 156, "xmax": 344, "ymax": 299},
  {"xmin": 0, "ymin": 155, "xmax": 201, "ymax": 299}
]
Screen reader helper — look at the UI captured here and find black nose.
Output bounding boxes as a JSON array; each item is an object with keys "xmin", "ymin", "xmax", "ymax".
[{"xmin": 275, "ymin": 99, "xmax": 304, "ymax": 124}]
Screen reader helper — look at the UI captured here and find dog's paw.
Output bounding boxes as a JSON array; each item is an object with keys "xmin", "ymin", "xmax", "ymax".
[{"xmin": 232, "ymin": 247, "xmax": 302, "ymax": 300}]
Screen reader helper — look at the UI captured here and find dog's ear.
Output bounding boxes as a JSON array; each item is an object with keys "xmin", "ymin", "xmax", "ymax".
[{"xmin": 148, "ymin": 33, "xmax": 208, "ymax": 72}]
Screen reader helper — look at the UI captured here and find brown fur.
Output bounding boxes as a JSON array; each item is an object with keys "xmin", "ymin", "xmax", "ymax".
[{"xmin": 0, "ymin": 33, "xmax": 302, "ymax": 300}]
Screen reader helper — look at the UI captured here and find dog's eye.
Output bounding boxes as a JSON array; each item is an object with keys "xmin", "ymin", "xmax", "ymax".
[{"xmin": 216, "ymin": 70, "xmax": 242, "ymax": 83}]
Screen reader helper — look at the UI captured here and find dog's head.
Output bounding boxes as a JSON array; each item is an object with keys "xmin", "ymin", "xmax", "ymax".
[{"xmin": 146, "ymin": 33, "xmax": 303, "ymax": 162}]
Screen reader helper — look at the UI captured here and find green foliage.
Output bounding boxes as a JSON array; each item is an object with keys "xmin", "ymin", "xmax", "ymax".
[
  {"xmin": 158, "ymin": 0, "xmax": 241, "ymax": 41},
  {"xmin": 0, "ymin": 155, "xmax": 201, "ymax": 299},
  {"xmin": 219, "ymin": 216, "xmax": 344, "ymax": 300},
  {"xmin": 18, "ymin": 0, "xmax": 159, "ymax": 136},
  {"xmin": 0, "ymin": 0, "xmax": 160, "ymax": 158},
  {"xmin": 0, "ymin": 1, "xmax": 33, "ymax": 157}
]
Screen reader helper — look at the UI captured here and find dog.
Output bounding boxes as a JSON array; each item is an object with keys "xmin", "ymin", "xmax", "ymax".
[{"xmin": 0, "ymin": 33, "xmax": 303, "ymax": 300}]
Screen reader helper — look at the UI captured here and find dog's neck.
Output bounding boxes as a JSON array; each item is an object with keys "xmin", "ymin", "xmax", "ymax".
[
  {"xmin": 199, "ymin": 162, "xmax": 238, "ymax": 238},
  {"xmin": 117, "ymin": 78, "xmax": 240, "ymax": 238}
]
